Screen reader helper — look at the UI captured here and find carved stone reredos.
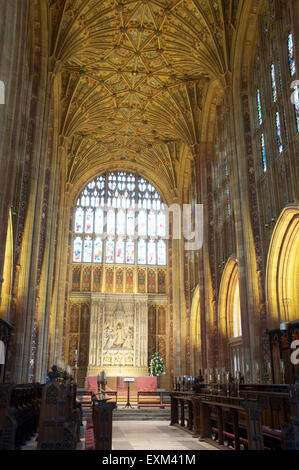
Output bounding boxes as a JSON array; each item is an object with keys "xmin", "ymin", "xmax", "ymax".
[{"xmin": 88, "ymin": 294, "xmax": 148, "ymax": 370}]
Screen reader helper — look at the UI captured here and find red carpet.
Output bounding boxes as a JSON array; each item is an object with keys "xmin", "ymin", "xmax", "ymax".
[{"xmin": 85, "ymin": 416, "xmax": 95, "ymax": 450}]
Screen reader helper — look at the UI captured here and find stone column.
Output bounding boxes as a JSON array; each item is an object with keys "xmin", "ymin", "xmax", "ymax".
[
  {"xmin": 0, "ymin": 0, "xmax": 30, "ymax": 308},
  {"xmin": 228, "ymin": 77, "xmax": 270, "ymax": 381},
  {"xmin": 191, "ymin": 143, "xmax": 216, "ymax": 372}
]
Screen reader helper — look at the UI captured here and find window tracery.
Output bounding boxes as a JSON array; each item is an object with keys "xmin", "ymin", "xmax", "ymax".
[
  {"xmin": 73, "ymin": 172, "xmax": 167, "ymax": 266},
  {"xmin": 252, "ymin": 5, "xmax": 298, "ymax": 179}
]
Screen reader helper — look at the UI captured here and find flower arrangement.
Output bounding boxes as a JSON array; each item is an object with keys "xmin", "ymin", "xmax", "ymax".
[{"xmin": 149, "ymin": 352, "xmax": 166, "ymax": 376}]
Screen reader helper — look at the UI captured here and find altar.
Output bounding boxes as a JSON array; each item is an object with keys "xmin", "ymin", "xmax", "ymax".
[
  {"xmin": 87, "ymin": 376, "xmax": 157, "ymax": 395},
  {"xmin": 87, "ymin": 293, "xmax": 149, "ymax": 378}
]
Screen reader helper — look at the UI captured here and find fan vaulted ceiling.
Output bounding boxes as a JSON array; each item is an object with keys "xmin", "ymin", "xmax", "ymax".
[{"xmin": 49, "ymin": 0, "xmax": 239, "ymax": 188}]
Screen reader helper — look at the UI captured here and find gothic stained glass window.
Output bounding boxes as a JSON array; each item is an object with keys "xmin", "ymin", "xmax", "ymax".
[
  {"xmin": 73, "ymin": 172, "xmax": 167, "ymax": 265},
  {"xmin": 289, "ymin": 34, "xmax": 299, "ymax": 132},
  {"xmin": 95, "ymin": 208, "xmax": 104, "ymax": 234},
  {"xmin": 226, "ymin": 187, "xmax": 231, "ymax": 216},
  {"xmin": 225, "ymin": 159, "xmax": 229, "ymax": 177},
  {"xmin": 148, "ymin": 211, "xmax": 156, "ymax": 237},
  {"xmin": 282, "ymin": 109, "xmax": 288, "ymax": 144},
  {"xmin": 93, "ymin": 238, "xmax": 103, "ymax": 263},
  {"xmin": 277, "ymin": 59, "xmax": 282, "ymax": 91},
  {"xmin": 117, "ymin": 210, "xmax": 126, "ymax": 235},
  {"xmin": 288, "ymin": 33, "xmax": 296, "ymax": 76},
  {"xmin": 74, "ymin": 208, "xmax": 84, "ymax": 233},
  {"xmin": 85, "ymin": 208, "xmax": 94, "ymax": 234},
  {"xmin": 126, "ymin": 240, "xmax": 135, "ymax": 264},
  {"xmin": 275, "ymin": 112, "xmax": 283, "ymax": 153},
  {"xmin": 127, "ymin": 211, "xmax": 135, "ymax": 236},
  {"xmin": 138, "ymin": 239, "xmax": 147, "ymax": 264},
  {"xmin": 157, "ymin": 240, "xmax": 166, "ymax": 266},
  {"xmin": 157, "ymin": 211, "xmax": 166, "ymax": 237},
  {"xmin": 82, "ymin": 187, "xmax": 90, "ymax": 207},
  {"xmin": 295, "ymin": 102, "xmax": 299, "ymax": 133},
  {"xmin": 261, "ymin": 133, "xmax": 267, "ymax": 173},
  {"xmin": 73, "ymin": 237, "xmax": 82, "ymax": 262},
  {"xmin": 115, "ymin": 238, "xmax": 125, "ymax": 264},
  {"xmin": 138, "ymin": 210, "xmax": 147, "ymax": 236},
  {"xmin": 83, "ymin": 237, "xmax": 92, "ymax": 263},
  {"xmin": 107, "ymin": 209, "xmax": 115, "ymax": 235},
  {"xmin": 271, "ymin": 64, "xmax": 277, "ymax": 102},
  {"xmin": 106, "ymin": 239, "xmax": 115, "ymax": 264},
  {"xmin": 257, "ymin": 89, "xmax": 262, "ymax": 125},
  {"xmin": 148, "ymin": 240, "xmax": 156, "ymax": 265}
]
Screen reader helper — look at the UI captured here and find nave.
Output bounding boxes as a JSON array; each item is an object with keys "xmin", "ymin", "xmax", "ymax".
[
  {"xmin": 0, "ymin": 0, "xmax": 299, "ymax": 457},
  {"xmin": 21, "ymin": 420, "xmax": 216, "ymax": 451},
  {"xmin": 110, "ymin": 420, "xmax": 216, "ymax": 451},
  {"xmin": 1, "ymin": 365, "xmax": 299, "ymax": 452}
]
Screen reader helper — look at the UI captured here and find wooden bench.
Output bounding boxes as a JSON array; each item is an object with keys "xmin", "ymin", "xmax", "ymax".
[
  {"xmin": 137, "ymin": 391, "xmax": 171, "ymax": 409},
  {"xmin": 171, "ymin": 383, "xmax": 299, "ymax": 450},
  {"xmin": 0, "ymin": 382, "xmax": 42, "ymax": 450},
  {"xmin": 37, "ymin": 366, "xmax": 81, "ymax": 450}
]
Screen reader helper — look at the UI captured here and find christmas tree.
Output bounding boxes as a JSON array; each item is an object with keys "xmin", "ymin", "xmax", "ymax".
[{"xmin": 150, "ymin": 352, "xmax": 166, "ymax": 376}]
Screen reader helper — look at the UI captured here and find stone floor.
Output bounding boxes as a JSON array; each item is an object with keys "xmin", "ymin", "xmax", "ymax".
[
  {"xmin": 111, "ymin": 420, "xmax": 217, "ymax": 451},
  {"xmin": 21, "ymin": 419, "xmax": 217, "ymax": 451}
]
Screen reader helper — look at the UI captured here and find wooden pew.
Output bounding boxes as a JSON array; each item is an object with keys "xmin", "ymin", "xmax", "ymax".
[
  {"xmin": 0, "ymin": 384, "xmax": 17, "ymax": 449},
  {"xmin": 0, "ymin": 382, "xmax": 42, "ymax": 449},
  {"xmin": 197, "ymin": 382, "xmax": 292, "ymax": 449},
  {"xmin": 37, "ymin": 366, "xmax": 81, "ymax": 450},
  {"xmin": 282, "ymin": 379, "xmax": 299, "ymax": 450},
  {"xmin": 199, "ymin": 398, "xmax": 265, "ymax": 450},
  {"xmin": 170, "ymin": 392, "xmax": 195, "ymax": 432},
  {"xmin": 170, "ymin": 383, "xmax": 296, "ymax": 450},
  {"xmin": 137, "ymin": 391, "xmax": 171, "ymax": 409}
]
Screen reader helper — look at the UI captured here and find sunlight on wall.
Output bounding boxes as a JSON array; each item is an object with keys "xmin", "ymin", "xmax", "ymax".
[
  {"xmin": 0, "ymin": 211, "xmax": 13, "ymax": 320},
  {"xmin": 266, "ymin": 206, "xmax": 299, "ymax": 329}
]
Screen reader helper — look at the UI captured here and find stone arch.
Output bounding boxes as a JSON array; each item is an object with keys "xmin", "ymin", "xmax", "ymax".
[
  {"xmin": 266, "ymin": 205, "xmax": 299, "ymax": 330},
  {"xmin": 218, "ymin": 258, "xmax": 242, "ymax": 372},
  {"xmin": 68, "ymin": 160, "xmax": 176, "ymax": 212}
]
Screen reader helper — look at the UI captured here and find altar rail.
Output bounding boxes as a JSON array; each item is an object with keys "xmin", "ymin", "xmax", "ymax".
[{"xmin": 170, "ymin": 381, "xmax": 299, "ymax": 450}]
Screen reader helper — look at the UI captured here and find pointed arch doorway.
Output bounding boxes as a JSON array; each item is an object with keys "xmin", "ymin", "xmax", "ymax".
[
  {"xmin": 266, "ymin": 205, "xmax": 299, "ymax": 329},
  {"xmin": 218, "ymin": 258, "xmax": 243, "ymax": 376},
  {"xmin": 266, "ymin": 205, "xmax": 299, "ymax": 384}
]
